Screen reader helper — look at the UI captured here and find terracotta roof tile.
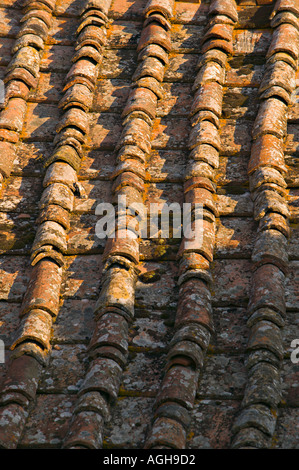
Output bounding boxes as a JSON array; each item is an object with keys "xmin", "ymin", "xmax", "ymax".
[
  {"xmin": 231, "ymin": 426, "xmax": 269, "ymax": 449},
  {"xmin": 209, "ymin": 0, "xmax": 238, "ymax": 23},
  {"xmin": 81, "ymin": 0, "xmax": 113, "ymax": 17},
  {"xmin": 0, "ymin": 0, "xmax": 297, "ymax": 451},
  {"xmin": 252, "ymin": 97, "xmax": 288, "ymax": 139},
  {"xmin": 253, "ymin": 189, "xmax": 290, "ymax": 220},
  {"xmin": 79, "ymin": 357, "xmax": 123, "ymax": 402},
  {"xmin": 258, "ymin": 212, "xmax": 290, "ymax": 238},
  {"xmin": 0, "ymin": 403, "xmax": 29, "ymax": 449},
  {"xmin": 154, "ymin": 402, "xmax": 191, "ymax": 431},
  {"xmin": 137, "ymin": 23, "xmax": 172, "ymax": 52},
  {"xmin": 230, "ymin": 0, "xmax": 299, "ymax": 446},
  {"xmin": 4, "ymin": 67, "xmax": 38, "ymax": 89},
  {"xmin": 122, "ymin": 86, "xmax": 158, "ymax": 120},
  {"xmin": 270, "ymin": 0, "xmax": 299, "ymax": 19},
  {"xmin": 233, "ymin": 403, "xmax": 277, "ymax": 437},
  {"xmin": 132, "ymin": 56, "xmax": 166, "ymax": 82},
  {"xmin": 63, "ymin": 411, "xmax": 104, "ymax": 449},
  {"xmin": 247, "ymin": 307, "xmax": 285, "ymax": 329},
  {"xmin": 190, "ymin": 81, "xmax": 223, "ymax": 118},
  {"xmin": 242, "ymin": 362, "xmax": 282, "ymax": 408},
  {"xmin": 188, "ymin": 120, "xmax": 221, "ymax": 150},
  {"xmin": 267, "ymin": 23, "xmax": 299, "ymax": 60},
  {"xmin": 12, "ymin": 34, "xmax": 44, "ymax": 54},
  {"xmin": 45, "ymin": 145, "xmax": 82, "ymax": 172},
  {"xmin": 0, "ymin": 97, "xmax": 27, "ymax": 133},
  {"xmin": 271, "ymin": 10, "xmax": 299, "ymax": 29},
  {"xmin": 248, "ymin": 134, "xmax": 287, "ymax": 175}
]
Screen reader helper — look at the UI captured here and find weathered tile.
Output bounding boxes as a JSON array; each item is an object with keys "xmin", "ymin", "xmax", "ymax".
[
  {"xmin": 187, "ymin": 400, "xmax": 240, "ymax": 449},
  {"xmin": 104, "ymin": 397, "xmax": 154, "ymax": 448},
  {"xmin": 198, "ymin": 354, "xmax": 247, "ymax": 399},
  {"xmin": 39, "ymin": 344, "xmax": 88, "ymax": 393},
  {"xmin": 0, "ymin": 255, "xmax": 30, "ymax": 301}
]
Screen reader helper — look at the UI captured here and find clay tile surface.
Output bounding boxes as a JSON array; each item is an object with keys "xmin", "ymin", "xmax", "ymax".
[
  {"xmin": 21, "ymin": 9, "xmax": 52, "ymax": 28},
  {"xmin": 72, "ymin": 45, "xmax": 102, "ymax": 64},
  {"xmin": 59, "ymin": 84, "xmax": 93, "ymax": 112},
  {"xmin": 209, "ymin": 0, "xmax": 238, "ymax": 23},
  {"xmin": 251, "ymin": 228, "xmax": 289, "ymax": 273},
  {"xmin": 0, "ymin": 142, "xmax": 17, "ymax": 178},
  {"xmin": 144, "ymin": 0, "xmax": 174, "ymax": 19},
  {"xmin": 258, "ymin": 212, "xmax": 290, "ymax": 238},
  {"xmin": 154, "ymin": 365, "xmax": 199, "ymax": 411},
  {"xmin": 103, "ymin": 235, "xmax": 140, "ymax": 265},
  {"xmin": 18, "ymin": 18, "xmax": 49, "ymax": 42},
  {"xmin": 197, "ymin": 49, "xmax": 228, "ymax": 69},
  {"xmin": 132, "ymin": 56, "xmax": 165, "ymax": 82},
  {"xmin": 11, "ymin": 309, "xmax": 52, "ymax": 352},
  {"xmin": 202, "ymin": 23, "xmax": 234, "ymax": 43},
  {"xmin": 267, "ymin": 23, "xmax": 299, "ymax": 60},
  {"xmin": 43, "ymin": 162, "xmax": 78, "ymax": 190},
  {"xmin": 248, "ymin": 134, "xmax": 287, "ymax": 174},
  {"xmin": 270, "ymin": 0, "xmax": 299, "ymax": 18},
  {"xmin": 63, "ymin": 411, "xmax": 104, "ymax": 449},
  {"xmin": 138, "ymin": 43, "xmax": 169, "ymax": 65},
  {"xmin": 250, "ymin": 167, "xmax": 287, "ymax": 192},
  {"xmin": 271, "ymin": 11, "xmax": 299, "ymax": 29},
  {"xmin": 0, "ymin": 98, "xmax": 27, "ymax": 133},
  {"xmin": 137, "ymin": 23, "xmax": 171, "ymax": 52},
  {"xmin": 56, "ymin": 108, "xmax": 90, "ymax": 135},
  {"xmin": 4, "ymin": 67, "xmax": 38, "ymax": 89},
  {"xmin": 24, "ymin": 0, "xmax": 57, "ymax": 10},
  {"xmin": 20, "ymin": 259, "xmax": 62, "ymax": 318},
  {"xmin": 253, "ymin": 189, "xmax": 290, "ymax": 220},
  {"xmin": 252, "ymin": 97, "xmax": 287, "ymax": 139},
  {"xmin": 82, "ymin": 0, "xmax": 113, "ymax": 16},
  {"xmin": 145, "ymin": 417, "xmax": 186, "ymax": 449},
  {"xmin": 259, "ymin": 60, "xmax": 296, "ymax": 95},
  {"xmin": 1, "ymin": 355, "xmax": 42, "ymax": 402},
  {"xmin": 201, "ymin": 38, "xmax": 234, "ymax": 55},
  {"xmin": 39, "ymin": 183, "xmax": 74, "ymax": 211},
  {"xmin": 248, "ymin": 264, "xmax": 286, "ymax": 317},
  {"xmin": 8, "ymin": 47, "xmax": 40, "ymax": 78},
  {"xmin": 94, "ymin": 265, "xmax": 136, "ymax": 319},
  {"xmin": 45, "ymin": 145, "xmax": 82, "ymax": 171},
  {"xmin": 189, "ymin": 120, "xmax": 221, "ymax": 150},
  {"xmin": 79, "ymin": 357, "xmax": 123, "ymax": 402},
  {"xmin": 190, "ymin": 81, "xmax": 223, "ymax": 118},
  {"xmin": 176, "ymin": 278, "xmax": 214, "ymax": 333},
  {"xmin": 12, "ymin": 34, "xmax": 44, "ymax": 54},
  {"xmin": 0, "ymin": 0, "xmax": 298, "ymax": 452},
  {"xmin": 5, "ymin": 80, "xmax": 31, "ymax": 102},
  {"xmin": 232, "ymin": 404, "xmax": 277, "ymax": 437},
  {"xmin": 0, "ymin": 405, "xmax": 29, "ymax": 449},
  {"xmin": 193, "ymin": 62, "xmax": 226, "ymax": 93}
]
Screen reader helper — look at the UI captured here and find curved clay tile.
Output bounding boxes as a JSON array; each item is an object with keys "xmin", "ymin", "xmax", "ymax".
[
  {"xmin": 0, "ymin": 0, "xmax": 56, "ymax": 184},
  {"xmin": 144, "ymin": 0, "xmax": 238, "ymax": 450}
]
